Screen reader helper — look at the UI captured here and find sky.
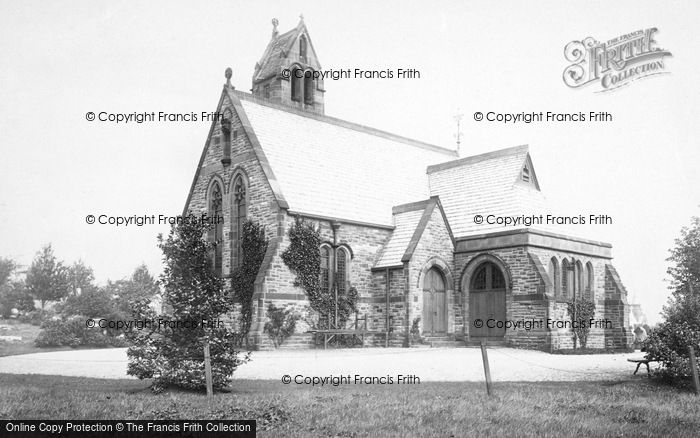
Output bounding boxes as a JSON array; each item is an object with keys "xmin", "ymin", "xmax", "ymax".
[{"xmin": 1, "ymin": 0, "xmax": 699, "ymax": 324}]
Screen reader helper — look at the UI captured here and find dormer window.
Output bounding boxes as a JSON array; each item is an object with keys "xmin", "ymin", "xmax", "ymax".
[{"xmin": 522, "ymin": 164, "xmax": 530, "ymax": 183}]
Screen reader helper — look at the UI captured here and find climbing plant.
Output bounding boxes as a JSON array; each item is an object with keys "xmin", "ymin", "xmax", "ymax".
[
  {"xmin": 566, "ymin": 298, "xmax": 596, "ymax": 349},
  {"xmin": 281, "ymin": 218, "xmax": 358, "ymax": 330},
  {"xmin": 231, "ymin": 220, "xmax": 268, "ymax": 345}
]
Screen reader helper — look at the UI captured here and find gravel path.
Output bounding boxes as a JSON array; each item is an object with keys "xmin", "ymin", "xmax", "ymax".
[{"xmin": 0, "ymin": 347, "xmax": 646, "ymax": 382}]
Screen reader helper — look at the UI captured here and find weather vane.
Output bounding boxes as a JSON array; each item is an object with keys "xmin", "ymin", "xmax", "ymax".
[{"xmin": 454, "ymin": 109, "xmax": 464, "ymax": 156}]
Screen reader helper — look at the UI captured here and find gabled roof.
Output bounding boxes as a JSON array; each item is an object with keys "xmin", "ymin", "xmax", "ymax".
[
  {"xmin": 374, "ymin": 197, "xmax": 453, "ymax": 269},
  {"xmin": 231, "ymin": 90, "xmax": 457, "ymax": 226},
  {"xmin": 427, "ymin": 145, "xmax": 549, "ymax": 238},
  {"xmin": 374, "ymin": 206, "xmax": 424, "ymax": 268},
  {"xmin": 253, "ymin": 19, "xmax": 321, "ymax": 83}
]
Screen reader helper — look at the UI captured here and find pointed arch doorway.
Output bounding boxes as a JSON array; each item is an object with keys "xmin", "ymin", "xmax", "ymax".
[
  {"xmin": 422, "ymin": 268, "xmax": 447, "ymax": 335},
  {"xmin": 469, "ymin": 262, "xmax": 506, "ymax": 340}
]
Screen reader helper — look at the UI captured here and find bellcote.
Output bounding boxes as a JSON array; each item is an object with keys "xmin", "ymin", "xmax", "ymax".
[{"xmin": 251, "ymin": 17, "xmax": 325, "ymax": 114}]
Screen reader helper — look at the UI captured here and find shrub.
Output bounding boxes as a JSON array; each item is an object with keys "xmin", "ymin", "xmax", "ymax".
[
  {"xmin": 411, "ymin": 317, "xmax": 425, "ymax": 344},
  {"xmin": 566, "ymin": 298, "xmax": 596, "ymax": 349},
  {"xmin": 18, "ymin": 308, "xmax": 55, "ymax": 326},
  {"xmin": 263, "ymin": 303, "xmax": 300, "ymax": 348},
  {"xmin": 642, "ymin": 320, "xmax": 700, "ymax": 382},
  {"xmin": 35, "ymin": 318, "xmax": 81, "ymax": 347},
  {"xmin": 34, "ymin": 316, "xmax": 125, "ymax": 347},
  {"xmin": 281, "ymin": 218, "xmax": 358, "ymax": 330},
  {"xmin": 231, "ymin": 220, "xmax": 268, "ymax": 345},
  {"xmin": 126, "ymin": 218, "xmax": 249, "ymax": 392}
]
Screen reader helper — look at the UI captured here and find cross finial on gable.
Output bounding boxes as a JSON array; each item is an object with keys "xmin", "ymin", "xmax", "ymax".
[
  {"xmin": 272, "ymin": 18, "xmax": 279, "ymax": 37},
  {"xmin": 299, "ymin": 13, "xmax": 304, "ymax": 21},
  {"xmin": 225, "ymin": 67, "xmax": 232, "ymax": 88}
]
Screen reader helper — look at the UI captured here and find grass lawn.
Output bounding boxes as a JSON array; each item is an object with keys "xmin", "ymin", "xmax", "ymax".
[{"xmin": 0, "ymin": 374, "xmax": 698, "ymax": 437}]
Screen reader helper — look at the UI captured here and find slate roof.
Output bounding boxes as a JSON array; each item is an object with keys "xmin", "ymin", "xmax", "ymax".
[
  {"xmin": 253, "ymin": 29, "xmax": 297, "ymax": 83},
  {"xmin": 374, "ymin": 208, "xmax": 424, "ymax": 268},
  {"xmin": 234, "ymin": 91, "xmax": 457, "ymax": 226},
  {"xmin": 427, "ymin": 145, "xmax": 550, "ymax": 238}
]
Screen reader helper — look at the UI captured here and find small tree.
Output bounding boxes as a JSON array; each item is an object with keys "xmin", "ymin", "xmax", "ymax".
[
  {"xmin": 108, "ymin": 264, "xmax": 160, "ymax": 316},
  {"xmin": 68, "ymin": 260, "xmax": 96, "ymax": 296},
  {"xmin": 0, "ymin": 281, "xmax": 34, "ymax": 318},
  {"xmin": 26, "ymin": 245, "xmax": 71, "ymax": 309},
  {"xmin": 0, "ymin": 257, "xmax": 16, "ymax": 287},
  {"xmin": 126, "ymin": 218, "xmax": 248, "ymax": 392},
  {"xmin": 0, "ymin": 257, "xmax": 34, "ymax": 317}
]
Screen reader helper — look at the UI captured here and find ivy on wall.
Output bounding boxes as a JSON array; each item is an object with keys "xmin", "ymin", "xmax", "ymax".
[
  {"xmin": 231, "ymin": 220, "xmax": 268, "ymax": 344},
  {"xmin": 281, "ymin": 218, "xmax": 358, "ymax": 330},
  {"xmin": 566, "ymin": 298, "xmax": 596, "ymax": 349}
]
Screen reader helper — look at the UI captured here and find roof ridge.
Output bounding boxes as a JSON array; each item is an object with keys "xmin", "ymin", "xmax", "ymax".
[
  {"xmin": 233, "ymin": 90, "xmax": 457, "ymax": 156},
  {"xmin": 426, "ymin": 144, "xmax": 529, "ymax": 173}
]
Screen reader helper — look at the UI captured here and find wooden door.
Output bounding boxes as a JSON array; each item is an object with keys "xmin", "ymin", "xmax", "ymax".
[
  {"xmin": 469, "ymin": 262, "xmax": 506, "ymax": 339},
  {"xmin": 422, "ymin": 268, "xmax": 446, "ymax": 335}
]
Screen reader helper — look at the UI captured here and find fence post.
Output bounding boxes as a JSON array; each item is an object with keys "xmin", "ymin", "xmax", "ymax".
[
  {"xmin": 204, "ymin": 341, "xmax": 213, "ymax": 397},
  {"xmin": 689, "ymin": 345, "xmax": 699, "ymax": 395},
  {"xmin": 480, "ymin": 340, "xmax": 493, "ymax": 396}
]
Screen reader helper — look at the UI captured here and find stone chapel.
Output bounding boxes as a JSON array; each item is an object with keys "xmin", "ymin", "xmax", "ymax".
[{"xmin": 183, "ymin": 18, "xmax": 633, "ymax": 351}]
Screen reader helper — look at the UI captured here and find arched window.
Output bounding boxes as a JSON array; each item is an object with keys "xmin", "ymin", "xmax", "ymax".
[
  {"xmin": 320, "ymin": 245, "xmax": 331, "ymax": 293},
  {"xmin": 291, "ymin": 67, "xmax": 303, "ymax": 102},
  {"xmin": 208, "ymin": 181, "xmax": 223, "ymax": 276},
  {"xmin": 319, "ymin": 245, "xmax": 352, "ymax": 295},
  {"xmin": 336, "ymin": 247, "xmax": 348, "ymax": 295},
  {"xmin": 561, "ymin": 259, "xmax": 570, "ymax": 297},
  {"xmin": 304, "ymin": 72, "xmax": 314, "ymax": 104},
  {"xmin": 471, "ymin": 262, "xmax": 505, "ymax": 291},
  {"xmin": 549, "ymin": 257, "xmax": 560, "ymax": 296},
  {"xmin": 585, "ymin": 262, "xmax": 594, "ymax": 300},
  {"xmin": 299, "ymin": 35, "xmax": 307, "ymax": 60},
  {"xmin": 575, "ymin": 261, "xmax": 584, "ymax": 299},
  {"xmin": 232, "ymin": 175, "xmax": 247, "ymax": 268}
]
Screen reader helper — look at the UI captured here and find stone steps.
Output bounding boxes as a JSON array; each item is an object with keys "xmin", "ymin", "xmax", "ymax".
[{"xmin": 422, "ymin": 336, "xmax": 467, "ymax": 348}]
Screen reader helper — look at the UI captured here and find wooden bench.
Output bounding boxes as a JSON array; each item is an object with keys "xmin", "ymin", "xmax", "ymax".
[
  {"xmin": 309, "ymin": 314, "xmax": 392, "ymax": 349},
  {"xmin": 627, "ymin": 358, "xmax": 657, "ymax": 377}
]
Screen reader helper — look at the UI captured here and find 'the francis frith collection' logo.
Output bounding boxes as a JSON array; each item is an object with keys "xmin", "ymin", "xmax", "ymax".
[{"xmin": 563, "ymin": 28, "xmax": 672, "ymax": 92}]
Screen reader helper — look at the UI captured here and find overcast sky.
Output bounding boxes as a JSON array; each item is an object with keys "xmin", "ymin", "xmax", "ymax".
[{"xmin": 1, "ymin": 0, "xmax": 698, "ymax": 324}]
